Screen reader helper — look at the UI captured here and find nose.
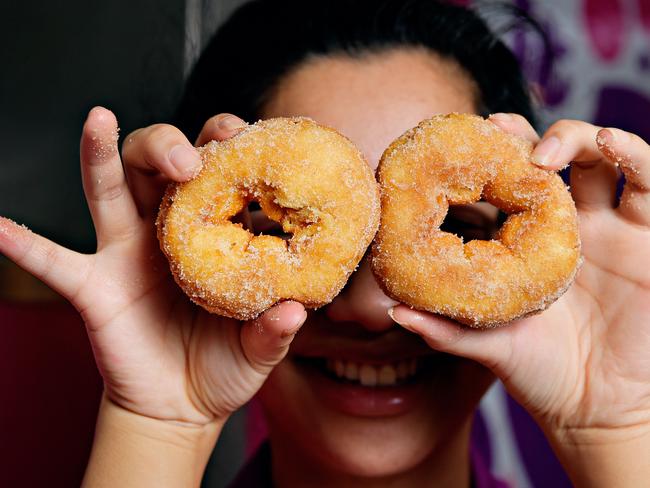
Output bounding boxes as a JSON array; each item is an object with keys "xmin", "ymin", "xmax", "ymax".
[{"xmin": 325, "ymin": 256, "xmax": 400, "ymax": 331}]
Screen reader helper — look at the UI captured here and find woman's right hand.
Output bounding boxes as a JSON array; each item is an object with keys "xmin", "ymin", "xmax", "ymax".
[{"xmin": 0, "ymin": 107, "xmax": 306, "ymax": 427}]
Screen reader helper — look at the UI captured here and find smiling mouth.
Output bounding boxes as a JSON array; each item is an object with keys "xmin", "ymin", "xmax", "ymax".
[
  {"xmin": 295, "ymin": 356, "xmax": 434, "ymax": 387},
  {"xmin": 291, "ymin": 354, "xmax": 444, "ymax": 417}
]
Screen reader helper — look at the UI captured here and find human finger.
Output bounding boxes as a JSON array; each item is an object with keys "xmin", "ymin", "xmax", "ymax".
[
  {"xmin": 0, "ymin": 217, "xmax": 88, "ymax": 301},
  {"xmin": 121, "ymin": 123, "xmax": 203, "ymax": 218},
  {"xmin": 195, "ymin": 113, "xmax": 248, "ymax": 146},
  {"xmin": 121, "ymin": 114, "xmax": 245, "ymax": 218},
  {"xmin": 121, "ymin": 123, "xmax": 202, "ymax": 182},
  {"xmin": 532, "ymin": 119, "xmax": 618, "ymax": 209},
  {"xmin": 388, "ymin": 305, "xmax": 512, "ymax": 374},
  {"xmin": 531, "ymin": 119, "xmax": 604, "ymax": 169},
  {"xmin": 80, "ymin": 107, "xmax": 141, "ymax": 248},
  {"xmin": 240, "ymin": 301, "xmax": 307, "ymax": 376},
  {"xmin": 488, "ymin": 112, "xmax": 540, "ymax": 144},
  {"xmin": 123, "ymin": 171, "xmax": 170, "ymax": 220},
  {"xmin": 597, "ymin": 128, "xmax": 650, "ymax": 226}
]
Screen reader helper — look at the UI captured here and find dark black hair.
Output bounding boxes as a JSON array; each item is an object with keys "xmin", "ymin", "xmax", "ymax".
[{"xmin": 175, "ymin": 0, "xmax": 539, "ymax": 140}]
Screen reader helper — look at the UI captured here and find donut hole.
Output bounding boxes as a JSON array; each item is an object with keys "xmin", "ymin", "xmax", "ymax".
[
  {"xmin": 440, "ymin": 200, "xmax": 506, "ymax": 241},
  {"xmin": 232, "ymin": 201, "xmax": 294, "ymax": 240}
]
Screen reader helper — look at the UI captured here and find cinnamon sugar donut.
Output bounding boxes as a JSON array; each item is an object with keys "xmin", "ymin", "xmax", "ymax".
[
  {"xmin": 157, "ymin": 117, "xmax": 380, "ymax": 320},
  {"xmin": 372, "ymin": 113, "xmax": 581, "ymax": 328}
]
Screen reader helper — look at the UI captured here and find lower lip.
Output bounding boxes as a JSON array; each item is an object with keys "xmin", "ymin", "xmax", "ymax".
[{"xmin": 297, "ymin": 360, "xmax": 432, "ymax": 418}]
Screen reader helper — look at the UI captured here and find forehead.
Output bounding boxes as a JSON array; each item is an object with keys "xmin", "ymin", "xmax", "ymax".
[{"xmin": 262, "ymin": 48, "xmax": 478, "ymax": 169}]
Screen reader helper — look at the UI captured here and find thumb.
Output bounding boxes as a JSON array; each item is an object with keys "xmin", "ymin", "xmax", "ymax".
[
  {"xmin": 389, "ymin": 305, "xmax": 514, "ymax": 375},
  {"xmin": 240, "ymin": 301, "xmax": 307, "ymax": 376}
]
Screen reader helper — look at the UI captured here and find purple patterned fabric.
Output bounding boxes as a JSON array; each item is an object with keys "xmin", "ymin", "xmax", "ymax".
[
  {"xmin": 478, "ymin": 1, "xmax": 649, "ymax": 486},
  {"xmin": 471, "ymin": 444, "xmax": 510, "ymax": 488},
  {"xmin": 513, "ymin": 0, "xmax": 650, "ymax": 139},
  {"xmin": 506, "ymin": 396, "xmax": 572, "ymax": 487},
  {"xmin": 593, "ymin": 87, "xmax": 650, "ymax": 143}
]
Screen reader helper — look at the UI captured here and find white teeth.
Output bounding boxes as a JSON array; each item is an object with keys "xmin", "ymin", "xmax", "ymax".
[
  {"xmin": 396, "ymin": 361, "xmax": 409, "ymax": 380},
  {"xmin": 344, "ymin": 362, "xmax": 359, "ymax": 380},
  {"xmin": 325, "ymin": 358, "xmax": 420, "ymax": 386},
  {"xmin": 334, "ymin": 359, "xmax": 345, "ymax": 377},
  {"xmin": 378, "ymin": 365, "xmax": 397, "ymax": 386},
  {"xmin": 359, "ymin": 364, "xmax": 378, "ymax": 386}
]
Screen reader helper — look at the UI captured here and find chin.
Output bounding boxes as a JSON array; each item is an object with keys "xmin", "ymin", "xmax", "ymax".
[
  {"xmin": 258, "ymin": 349, "xmax": 494, "ymax": 479},
  {"xmin": 298, "ymin": 413, "xmax": 450, "ymax": 478}
]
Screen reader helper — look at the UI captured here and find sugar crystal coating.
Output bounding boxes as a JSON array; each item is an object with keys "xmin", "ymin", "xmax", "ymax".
[
  {"xmin": 158, "ymin": 117, "xmax": 380, "ymax": 320},
  {"xmin": 371, "ymin": 113, "xmax": 581, "ymax": 327}
]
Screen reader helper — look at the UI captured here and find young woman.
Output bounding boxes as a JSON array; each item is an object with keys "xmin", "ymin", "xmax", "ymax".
[{"xmin": 1, "ymin": 1, "xmax": 648, "ymax": 486}]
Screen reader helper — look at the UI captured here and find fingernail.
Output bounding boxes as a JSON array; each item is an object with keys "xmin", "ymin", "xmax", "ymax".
[
  {"xmin": 387, "ymin": 307, "xmax": 399, "ymax": 322},
  {"xmin": 280, "ymin": 324, "xmax": 301, "ymax": 338},
  {"xmin": 388, "ymin": 307, "xmax": 416, "ymax": 332},
  {"xmin": 598, "ymin": 128, "xmax": 629, "ymax": 148},
  {"xmin": 280, "ymin": 310, "xmax": 307, "ymax": 338},
  {"xmin": 532, "ymin": 136, "xmax": 561, "ymax": 166},
  {"xmin": 169, "ymin": 145, "xmax": 202, "ymax": 178},
  {"xmin": 218, "ymin": 115, "xmax": 247, "ymax": 132},
  {"xmin": 489, "ymin": 113, "xmax": 512, "ymax": 123},
  {"xmin": 596, "ymin": 129, "xmax": 612, "ymax": 149}
]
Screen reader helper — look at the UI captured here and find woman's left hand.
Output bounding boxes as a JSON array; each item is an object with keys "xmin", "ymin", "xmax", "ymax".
[{"xmin": 389, "ymin": 115, "xmax": 650, "ymax": 484}]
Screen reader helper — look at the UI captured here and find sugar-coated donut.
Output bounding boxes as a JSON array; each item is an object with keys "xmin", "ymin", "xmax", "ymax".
[
  {"xmin": 372, "ymin": 113, "xmax": 581, "ymax": 328},
  {"xmin": 158, "ymin": 117, "xmax": 380, "ymax": 320}
]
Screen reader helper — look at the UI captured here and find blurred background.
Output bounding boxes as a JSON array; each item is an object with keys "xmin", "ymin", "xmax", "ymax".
[{"xmin": 1, "ymin": 0, "xmax": 649, "ymax": 487}]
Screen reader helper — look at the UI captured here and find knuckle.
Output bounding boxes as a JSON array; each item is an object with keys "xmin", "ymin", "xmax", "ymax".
[
  {"xmin": 200, "ymin": 114, "xmax": 227, "ymax": 134},
  {"xmin": 548, "ymin": 119, "xmax": 593, "ymax": 138},
  {"xmin": 511, "ymin": 113, "xmax": 536, "ymax": 131},
  {"xmin": 147, "ymin": 124, "xmax": 182, "ymax": 145},
  {"xmin": 137, "ymin": 125, "xmax": 184, "ymax": 170},
  {"xmin": 207, "ymin": 113, "xmax": 234, "ymax": 126},
  {"xmin": 38, "ymin": 242, "xmax": 60, "ymax": 281},
  {"xmin": 198, "ymin": 113, "xmax": 244, "ymax": 143},
  {"xmin": 93, "ymin": 181, "xmax": 125, "ymax": 202},
  {"xmin": 123, "ymin": 128, "xmax": 143, "ymax": 146},
  {"xmin": 548, "ymin": 119, "xmax": 575, "ymax": 134},
  {"xmin": 511, "ymin": 113, "xmax": 539, "ymax": 138},
  {"xmin": 121, "ymin": 127, "xmax": 146, "ymax": 161},
  {"xmin": 16, "ymin": 229, "xmax": 39, "ymax": 267},
  {"xmin": 509, "ymin": 112, "xmax": 528, "ymax": 124}
]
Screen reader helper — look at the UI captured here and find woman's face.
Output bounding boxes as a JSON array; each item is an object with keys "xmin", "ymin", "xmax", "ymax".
[{"xmin": 258, "ymin": 49, "xmax": 496, "ymax": 478}]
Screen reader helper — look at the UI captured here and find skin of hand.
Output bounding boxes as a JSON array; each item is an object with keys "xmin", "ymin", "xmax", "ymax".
[
  {"xmin": 390, "ymin": 113, "xmax": 650, "ymax": 484},
  {"xmin": 3, "ymin": 104, "xmax": 648, "ymax": 486},
  {"xmin": 0, "ymin": 107, "xmax": 307, "ymax": 428}
]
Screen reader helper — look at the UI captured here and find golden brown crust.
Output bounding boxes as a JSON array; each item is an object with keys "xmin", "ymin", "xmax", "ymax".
[
  {"xmin": 371, "ymin": 113, "xmax": 581, "ymax": 328},
  {"xmin": 157, "ymin": 117, "xmax": 380, "ymax": 320}
]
